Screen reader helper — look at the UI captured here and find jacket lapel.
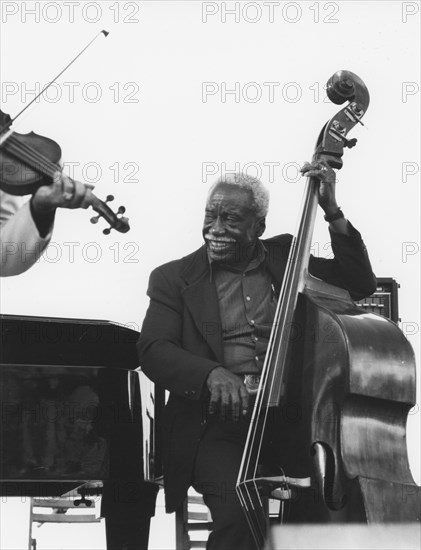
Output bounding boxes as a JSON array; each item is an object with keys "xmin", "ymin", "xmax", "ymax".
[{"xmin": 181, "ymin": 246, "xmax": 224, "ymax": 363}]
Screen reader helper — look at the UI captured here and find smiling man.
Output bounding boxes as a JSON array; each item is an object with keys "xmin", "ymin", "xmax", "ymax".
[
  {"xmin": 203, "ymin": 179, "xmax": 267, "ymax": 266},
  {"xmin": 137, "ymin": 166, "xmax": 377, "ymax": 550}
]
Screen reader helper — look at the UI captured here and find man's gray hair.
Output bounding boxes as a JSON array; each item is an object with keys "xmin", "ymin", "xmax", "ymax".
[{"xmin": 207, "ymin": 172, "xmax": 270, "ymax": 217}]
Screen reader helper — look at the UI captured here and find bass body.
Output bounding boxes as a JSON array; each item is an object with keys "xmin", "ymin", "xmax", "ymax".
[{"xmin": 236, "ymin": 71, "xmax": 420, "ymax": 549}]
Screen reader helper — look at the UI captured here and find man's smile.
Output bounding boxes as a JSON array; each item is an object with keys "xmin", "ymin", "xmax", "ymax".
[{"xmin": 204, "ymin": 236, "xmax": 236, "ymax": 253}]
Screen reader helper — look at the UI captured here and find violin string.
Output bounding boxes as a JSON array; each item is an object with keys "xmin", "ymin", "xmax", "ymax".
[{"xmin": 4, "ymin": 134, "xmax": 58, "ymax": 179}]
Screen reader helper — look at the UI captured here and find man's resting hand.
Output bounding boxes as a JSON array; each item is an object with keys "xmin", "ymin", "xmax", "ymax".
[{"xmin": 206, "ymin": 367, "xmax": 249, "ymax": 422}]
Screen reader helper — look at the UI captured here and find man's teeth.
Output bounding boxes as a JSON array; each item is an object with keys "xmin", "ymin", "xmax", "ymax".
[{"xmin": 208, "ymin": 241, "xmax": 232, "ymax": 250}]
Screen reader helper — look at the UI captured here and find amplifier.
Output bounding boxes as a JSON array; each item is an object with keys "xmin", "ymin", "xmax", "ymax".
[{"xmin": 354, "ymin": 277, "xmax": 399, "ymax": 323}]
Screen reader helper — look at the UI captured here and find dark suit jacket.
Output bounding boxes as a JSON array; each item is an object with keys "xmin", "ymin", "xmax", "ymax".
[{"xmin": 137, "ymin": 228, "xmax": 376, "ymax": 512}]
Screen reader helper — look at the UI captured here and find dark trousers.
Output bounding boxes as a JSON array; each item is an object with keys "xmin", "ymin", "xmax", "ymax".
[
  {"xmin": 101, "ymin": 480, "xmax": 159, "ymax": 550},
  {"xmin": 192, "ymin": 416, "xmax": 257, "ymax": 550}
]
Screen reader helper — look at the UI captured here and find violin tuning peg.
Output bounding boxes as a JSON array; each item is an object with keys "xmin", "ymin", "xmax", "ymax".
[
  {"xmin": 118, "ymin": 206, "xmax": 126, "ymax": 215},
  {"xmin": 105, "ymin": 195, "xmax": 114, "ymax": 203},
  {"xmin": 103, "ymin": 227, "xmax": 111, "ymax": 235},
  {"xmin": 90, "ymin": 215, "xmax": 100, "ymax": 224},
  {"xmin": 344, "ymin": 137, "xmax": 358, "ymax": 149}
]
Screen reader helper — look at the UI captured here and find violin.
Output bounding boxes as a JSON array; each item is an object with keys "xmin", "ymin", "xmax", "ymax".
[
  {"xmin": 0, "ymin": 109, "xmax": 129, "ymax": 235},
  {"xmin": 236, "ymin": 70, "xmax": 420, "ymax": 548}
]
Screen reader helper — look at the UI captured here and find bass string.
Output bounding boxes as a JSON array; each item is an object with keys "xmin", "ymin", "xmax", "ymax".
[
  {"xmin": 238, "ymin": 176, "xmax": 317, "ymax": 544},
  {"xmin": 242, "ymin": 179, "xmax": 315, "ymax": 479}
]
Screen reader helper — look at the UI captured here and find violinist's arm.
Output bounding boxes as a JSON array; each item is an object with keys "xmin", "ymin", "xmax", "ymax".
[
  {"xmin": 0, "ymin": 172, "xmax": 93, "ymax": 276},
  {"xmin": 31, "ymin": 172, "xmax": 93, "ymax": 215},
  {"xmin": 0, "ymin": 191, "xmax": 51, "ymax": 277}
]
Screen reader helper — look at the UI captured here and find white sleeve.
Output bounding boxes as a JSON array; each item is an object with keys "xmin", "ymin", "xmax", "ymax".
[{"xmin": 0, "ymin": 190, "xmax": 52, "ymax": 277}]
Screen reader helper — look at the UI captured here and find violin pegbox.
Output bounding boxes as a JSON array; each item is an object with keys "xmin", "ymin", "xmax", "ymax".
[
  {"xmin": 90, "ymin": 194, "xmax": 130, "ymax": 234},
  {"xmin": 103, "ymin": 206, "xmax": 127, "ymax": 235}
]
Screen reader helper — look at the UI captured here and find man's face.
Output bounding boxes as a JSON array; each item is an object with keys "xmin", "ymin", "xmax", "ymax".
[{"xmin": 202, "ymin": 183, "xmax": 265, "ymax": 264}]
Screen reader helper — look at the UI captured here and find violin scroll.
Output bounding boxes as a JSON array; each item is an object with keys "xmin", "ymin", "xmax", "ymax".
[{"xmin": 90, "ymin": 194, "xmax": 130, "ymax": 234}]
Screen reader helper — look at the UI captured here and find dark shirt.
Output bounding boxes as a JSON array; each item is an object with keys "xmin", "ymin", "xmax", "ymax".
[{"xmin": 210, "ymin": 242, "xmax": 277, "ymax": 374}]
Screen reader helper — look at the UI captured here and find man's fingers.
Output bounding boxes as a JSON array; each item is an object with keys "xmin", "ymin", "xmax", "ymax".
[
  {"xmin": 300, "ymin": 161, "xmax": 312, "ymax": 174},
  {"xmin": 231, "ymin": 392, "xmax": 242, "ymax": 423},
  {"xmin": 240, "ymin": 387, "xmax": 250, "ymax": 417},
  {"xmin": 208, "ymin": 387, "xmax": 243, "ymax": 422},
  {"xmin": 206, "ymin": 368, "xmax": 251, "ymax": 422},
  {"xmin": 219, "ymin": 389, "xmax": 232, "ymax": 421},
  {"xmin": 208, "ymin": 386, "xmax": 220, "ymax": 416},
  {"xmin": 300, "ymin": 160, "xmax": 334, "ymax": 177}
]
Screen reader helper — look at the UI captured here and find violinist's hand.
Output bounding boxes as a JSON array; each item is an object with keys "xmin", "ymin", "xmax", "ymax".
[
  {"xmin": 206, "ymin": 367, "xmax": 249, "ymax": 422},
  {"xmin": 300, "ymin": 160, "xmax": 350, "ymax": 235},
  {"xmin": 31, "ymin": 171, "xmax": 94, "ymax": 214}
]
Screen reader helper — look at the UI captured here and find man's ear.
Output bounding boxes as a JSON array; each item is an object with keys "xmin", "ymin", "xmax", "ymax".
[{"xmin": 257, "ymin": 217, "xmax": 266, "ymax": 237}]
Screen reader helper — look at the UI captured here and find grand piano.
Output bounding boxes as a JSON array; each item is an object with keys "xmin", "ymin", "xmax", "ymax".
[{"xmin": 0, "ymin": 313, "xmax": 160, "ymax": 550}]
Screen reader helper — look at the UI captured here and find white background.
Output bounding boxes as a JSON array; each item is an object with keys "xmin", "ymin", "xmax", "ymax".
[{"xmin": 1, "ymin": 1, "xmax": 420, "ymax": 548}]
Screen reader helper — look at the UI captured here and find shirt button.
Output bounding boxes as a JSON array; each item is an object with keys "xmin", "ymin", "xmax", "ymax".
[
  {"xmin": 246, "ymin": 296, "xmax": 251, "ymax": 301},
  {"xmin": 250, "ymin": 319, "xmax": 255, "ymax": 325}
]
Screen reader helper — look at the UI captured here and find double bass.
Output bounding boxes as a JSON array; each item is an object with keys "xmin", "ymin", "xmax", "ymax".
[{"xmin": 236, "ymin": 70, "xmax": 420, "ymax": 548}]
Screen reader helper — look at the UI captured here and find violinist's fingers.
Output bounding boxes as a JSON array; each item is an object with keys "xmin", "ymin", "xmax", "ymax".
[
  {"xmin": 52, "ymin": 171, "xmax": 62, "ymax": 189},
  {"xmin": 68, "ymin": 180, "xmax": 94, "ymax": 209},
  {"xmin": 32, "ymin": 172, "xmax": 63, "ymax": 212},
  {"xmin": 57, "ymin": 174, "xmax": 94, "ymax": 210}
]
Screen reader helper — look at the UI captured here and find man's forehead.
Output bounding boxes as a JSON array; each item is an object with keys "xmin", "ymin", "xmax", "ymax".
[{"xmin": 207, "ymin": 183, "xmax": 253, "ymax": 206}]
